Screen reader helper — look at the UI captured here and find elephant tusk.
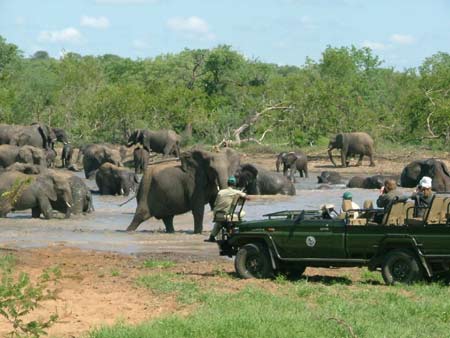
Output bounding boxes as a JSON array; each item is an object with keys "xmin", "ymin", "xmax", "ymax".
[
  {"xmin": 120, "ymin": 188, "xmax": 125, "ymax": 195},
  {"xmin": 66, "ymin": 202, "xmax": 72, "ymax": 208}
]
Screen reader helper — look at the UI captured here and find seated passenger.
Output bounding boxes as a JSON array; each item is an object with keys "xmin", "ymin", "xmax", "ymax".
[
  {"xmin": 340, "ymin": 191, "xmax": 360, "ymax": 219},
  {"xmin": 376, "ymin": 179, "xmax": 404, "ymax": 211},
  {"xmin": 411, "ymin": 176, "xmax": 434, "ymax": 218},
  {"xmin": 320, "ymin": 204, "xmax": 338, "ymax": 219}
]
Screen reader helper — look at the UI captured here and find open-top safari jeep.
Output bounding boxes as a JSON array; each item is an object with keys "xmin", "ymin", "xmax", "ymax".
[{"xmin": 216, "ymin": 193, "xmax": 450, "ymax": 285}]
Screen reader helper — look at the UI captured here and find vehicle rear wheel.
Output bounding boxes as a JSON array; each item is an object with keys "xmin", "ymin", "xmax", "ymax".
[
  {"xmin": 382, "ymin": 249, "xmax": 423, "ymax": 285},
  {"xmin": 235, "ymin": 243, "xmax": 273, "ymax": 279}
]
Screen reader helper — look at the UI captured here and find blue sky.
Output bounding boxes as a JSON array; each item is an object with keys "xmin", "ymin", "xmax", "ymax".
[{"xmin": 0, "ymin": 0, "xmax": 449, "ymax": 69}]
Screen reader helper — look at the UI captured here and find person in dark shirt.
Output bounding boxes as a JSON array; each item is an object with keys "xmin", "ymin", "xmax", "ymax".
[
  {"xmin": 376, "ymin": 179, "xmax": 404, "ymax": 211},
  {"xmin": 412, "ymin": 176, "xmax": 434, "ymax": 218}
]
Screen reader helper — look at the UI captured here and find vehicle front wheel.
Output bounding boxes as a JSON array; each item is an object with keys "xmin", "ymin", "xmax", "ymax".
[
  {"xmin": 235, "ymin": 243, "xmax": 273, "ymax": 279},
  {"xmin": 382, "ymin": 249, "xmax": 423, "ymax": 285}
]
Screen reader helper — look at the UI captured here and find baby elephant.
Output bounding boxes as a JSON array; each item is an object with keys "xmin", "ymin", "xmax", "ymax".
[
  {"xmin": 61, "ymin": 143, "xmax": 74, "ymax": 168},
  {"xmin": 95, "ymin": 163, "xmax": 139, "ymax": 196},
  {"xmin": 317, "ymin": 171, "xmax": 343, "ymax": 184},
  {"xmin": 133, "ymin": 146, "xmax": 149, "ymax": 174},
  {"xmin": 46, "ymin": 148, "xmax": 57, "ymax": 168}
]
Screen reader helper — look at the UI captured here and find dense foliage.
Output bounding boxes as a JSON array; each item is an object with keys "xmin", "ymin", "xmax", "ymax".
[{"xmin": 0, "ymin": 36, "xmax": 449, "ymax": 148}]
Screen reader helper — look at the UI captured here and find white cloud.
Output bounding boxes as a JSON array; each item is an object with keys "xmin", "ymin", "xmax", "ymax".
[
  {"xmin": 38, "ymin": 27, "xmax": 82, "ymax": 44},
  {"xmin": 390, "ymin": 34, "xmax": 415, "ymax": 45},
  {"xmin": 80, "ymin": 15, "xmax": 110, "ymax": 29},
  {"xmin": 95, "ymin": 0, "xmax": 157, "ymax": 4},
  {"xmin": 167, "ymin": 16, "xmax": 215, "ymax": 40},
  {"xmin": 362, "ymin": 40, "xmax": 388, "ymax": 51},
  {"xmin": 132, "ymin": 39, "xmax": 150, "ymax": 50}
]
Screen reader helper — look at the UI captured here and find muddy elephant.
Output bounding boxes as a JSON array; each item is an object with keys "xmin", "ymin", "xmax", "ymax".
[
  {"xmin": 61, "ymin": 143, "xmax": 74, "ymax": 168},
  {"xmin": 0, "ymin": 171, "xmax": 73, "ymax": 219},
  {"xmin": 400, "ymin": 159, "xmax": 450, "ymax": 192},
  {"xmin": 46, "ymin": 148, "xmax": 57, "ymax": 168},
  {"xmin": 4, "ymin": 163, "xmax": 44, "ymax": 175},
  {"xmin": 328, "ymin": 132, "xmax": 375, "ymax": 167},
  {"xmin": 0, "ymin": 145, "xmax": 46, "ymax": 169},
  {"xmin": 96, "ymin": 163, "xmax": 139, "ymax": 196},
  {"xmin": 133, "ymin": 146, "xmax": 149, "ymax": 174},
  {"xmin": 317, "ymin": 171, "xmax": 343, "ymax": 184},
  {"xmin": 280, "ymin": 152, "xmax": 308, "ymax": 182},
  {"xmin": 347, "ymin": 175, "xmax": 398, "ymax": 189},
  {"xmin": 50, "ymin": 172, "xmax": 94, "ymax": 215},
  {"xmin": 127, "ymin": 149, "xmax": 230, "ymax": 233},
  {"xmin": 127, "ymin": 129, "xmax": 181, "ymax": 157},
  {"xmin": 275, "ymin": 152, "xmax": 288, "ymax": 172},
  {"xmin": 0, "ymin": 123, "xmax": 56, "ymax": 149},
  {"xmin": 82, "ymin": 144, "xmax": 122, "ymax": 179},
  {"xmin": 235, "ymin": 164, "xmax": 296, "ymax": 195}
]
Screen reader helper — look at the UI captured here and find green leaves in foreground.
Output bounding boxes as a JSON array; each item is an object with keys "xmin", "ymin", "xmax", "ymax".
[
  {"xmin": 0, "ymin": 254, "xmax": 60, "ymax": 337},
  {"xmin": 91, "ymin": 279, "xmax": 450, "ymax": 338}
]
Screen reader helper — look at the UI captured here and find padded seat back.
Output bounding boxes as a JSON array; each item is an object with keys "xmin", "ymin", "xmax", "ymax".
[
  {"xmin": 404, "ymin": 201, "xmax": 415, "ymax": 221},
  {"xmin": 426, "ymin": 196, "xmax": 444, "ymax": 224},
  {"xmin": 383, "ymin": 202, "xmax": 405, "ymax": 226},
  {"xmin": 440, "ymin": 198, "xmax": 450, "ymax": 224}
]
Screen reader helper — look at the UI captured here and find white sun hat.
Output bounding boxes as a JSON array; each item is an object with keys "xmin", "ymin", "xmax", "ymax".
[{"xmin": 419, "ymin": 176, "xmax": 432, "ymax": 189}]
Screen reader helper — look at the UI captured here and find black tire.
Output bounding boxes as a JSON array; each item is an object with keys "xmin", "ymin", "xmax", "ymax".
[
  {"xmin": 382, "ymin": 249, "xmax": 423, "ymax": 285},
  {"xmin": 278, "ymin": 264, "xmax": 306, "ymax": 280},
  {"xmin": 235, "ymin": 243, "xmax": 273, "ymax": 279}
]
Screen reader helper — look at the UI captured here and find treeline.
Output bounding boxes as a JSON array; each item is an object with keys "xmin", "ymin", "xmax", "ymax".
[{"xmin": 0, "ymin": 35, "xmax": 449, "ymax": 148}]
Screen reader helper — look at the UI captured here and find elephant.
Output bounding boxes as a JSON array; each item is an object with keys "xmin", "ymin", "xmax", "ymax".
[
  {"xmin": 317, "ymin": 171, "xmax": 344, "ymax": 184},
  {"xmin": 127, "ymin": 129, "xmax": 181, "ymax": 157},
  {"xmin": 51, "ymin": 127, "xmax": 69, "ymax": 144},
  {"xmin": 280, "ymin": 152, "xmax": 308, "ymax": 182},
  {"xmin": 127, "ymin": 149, "xmax": 230, "ymax": 233},
  {"xmin": 46, "ymin": 148, "xmax": 57, "ymax": 168},
  {"xmin": 347, "ymin": 175, "xmax": 398, "ymax": 189},
  {"xmin": 0, "ymin": 145, "xmax": 46, "ymax": 169},
  {"xmin": 50, "ymin": 172, "xmax": 94, "ymax": 215},
  {"xmin": 4, "ymin": 163, "xmax": 43, "ymax": 175},
  {"xmin": 0, "ymin": 171, "xmax": 73, "ymax": 219},
  {"xmin": 82, "ymin": 144, "xmax": 122, "ymax": 179},
  {"xmin": 235, "ymin": 164, "xmax": 296, "ymax": 195},
  {"xmin": 400, "ymin": 159, "xmax": 450, "ymax": 192},
  {"xmin": 61, "ymin": 143, "xmax": 74, "ymax": 168},
  {"xmin": 95, "ymin": 163, "xmax": 139, "ymax": 196},
  {"xmin": 219, "ymin": 147, "xmax": 241, "ymax": 176},
  {"xmin": 328, "ymin": 132, "xmax": 375, "ymax": 167},
  {"xmin": 0, "ymin": 123, "xmax": 56, "ymax": 149},
  {"xmin": 133, "ymin": 146, "xmax": 149, "ymax": 174}
]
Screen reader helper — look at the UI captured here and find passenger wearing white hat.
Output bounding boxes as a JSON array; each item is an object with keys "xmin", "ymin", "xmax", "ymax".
[{"xmin": 413, "ymin": 176, "xmax": 434, "ymax": 217}]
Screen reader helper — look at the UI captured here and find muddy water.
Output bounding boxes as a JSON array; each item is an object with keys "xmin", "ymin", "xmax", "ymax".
[{"xmin": 0, "ymin": 172, "xmax": 413, "ymax": 257}]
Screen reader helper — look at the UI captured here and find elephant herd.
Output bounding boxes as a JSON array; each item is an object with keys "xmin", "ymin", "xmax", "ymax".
[{"xmin": 1, "ymin": 125, "xmax": 449, "ymax": 234}]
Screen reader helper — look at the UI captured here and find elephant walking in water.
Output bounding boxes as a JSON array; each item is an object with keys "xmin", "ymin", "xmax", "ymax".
[
  {"xmin": 127, "ymin": 149, "xmax": 231, "ymax": 233},
  {"xmin": 328, "ymin": 132, "xmax": 375, "ymax": 167},
  {"xmin": 127, "ymin": 129, "xmax": 181, "ymax": 157}
]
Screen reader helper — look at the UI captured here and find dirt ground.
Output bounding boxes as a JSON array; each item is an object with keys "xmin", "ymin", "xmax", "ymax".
[{"xmin": 0, "ymin": 151, "xmax": 449, "ymax": 337}]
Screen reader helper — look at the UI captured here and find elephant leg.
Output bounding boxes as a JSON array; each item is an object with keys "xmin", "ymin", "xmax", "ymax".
[
  {"xmin": 304, "ymin": 165, "xmax": 309, "ymax": 178},
  {"xmin": 356, "ymin": 154, "xmax": 364, "ymax": 166},
  {"xmin": 369, "ymin": 153, "xmax": 376, "ymax": 167},
  {"xmin": 290, "ymin": 167, "xmax": 296, "ymax": 183},
  {"xmin": 38, "ymin": 196, "xmax": 53, "ymax": 219},
  {"xmin": 31, "ymin": 207, "xmax": 41, "ymax": 218},
  {"xmin": 162, "ymin": 216, "xmax": 175, "ymax": 233},
  {"xmin": 127, "ymin": 212, "xmax": 150, "ymax": 231},
  {"xmin": 341, "ymin": 150, "xmax": 347, "ymax": 167},
  {"xmin": 192, "ymin": 207, "xmax": 205, "ymax": 234}
]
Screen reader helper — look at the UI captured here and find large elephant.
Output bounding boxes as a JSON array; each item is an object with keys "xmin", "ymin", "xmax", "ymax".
[
  {"xmin": 50, "ymin": 172, "xmax": 94, "ymax": 215},
  {"xmin": 400, "ymin": 159, "xmax": 450, "ymax": 192},
  {"xmin": 96, "ymin": 163, "xmax": 139, "ymax": 196},
  {"xmin": 280, "ymin": 152, "xmax": 308, "ymax": 182},
  {"xmin": 0, "ymin": 123, "xmax": 56, "ymax": 149},
  {"xmin": 127, "ymin": 129, "xmax": 181, "ymax": 157},
  {"xmin": 0, "ymin": 171, "xmax": 73, "ymax": 219},
  {"xmin": 3, "ymin": 163, "xmax": 43, "ymax": 175},
  {"xmin": 347, "ymin": 175, "xmax": 398, "ymax": 189},
  {"xmin": 0, "ymin": 145, "xmax": 46, "ymax": 169},
  {"xmin": 133, "ymin": 146, "xmax": 149, "ymax": 174},
  {"xmin": 127, "ymin": 149, "xmax": 230, "ymax": 233},
  {"xmin": 317, "ymin": 171, "xmax": 343, "ymax": 184},
  {"xmin": 82, "ymin": 144, "xmax": 122, "ymax": 179},
  {"xmin": 328, "ymin": 132, "xmax": 375, "ymax": 167},
  {"xmin": 235, "ymin": 164, "xmax": 296, "ymax": 195}
]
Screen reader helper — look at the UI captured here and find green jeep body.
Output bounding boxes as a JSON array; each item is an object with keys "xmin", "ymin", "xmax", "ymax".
[{"xmin": 217, "ymin": 194, "xmax": 450, "ymax": 284}]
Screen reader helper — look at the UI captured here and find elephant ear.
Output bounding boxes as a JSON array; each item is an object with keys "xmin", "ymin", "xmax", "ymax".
[
  {"xmin": 36, "ymin": 124, "xmax": 49, "ymax": 148},
  {"xmin": 424, "ymin": 159, "xmax": 437, "ymax": 177},
  {"xmin": 18, "ymin": 147, "xmax": 33, "ymax": 163},
  {"xmin": 440, "ymin": 161, "xmax": 450, "ymax": 177},
  {"xmin": 180, "ymin": 152, "xmax": 192, "ymax": 172},
  {"xmin": 37, "ymin": 176, "xmax": 57, "ymax": 201}
]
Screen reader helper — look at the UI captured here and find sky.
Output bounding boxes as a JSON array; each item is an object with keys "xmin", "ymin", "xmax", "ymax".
[{"xmin": 0, "ymin": 0, "xmax": 449, "ymax": 70}]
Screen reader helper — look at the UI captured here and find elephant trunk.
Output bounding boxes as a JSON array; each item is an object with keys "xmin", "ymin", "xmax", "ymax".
[{"xmin": 327, "ymin": 148, "xmax": 337, "ymax": 167}]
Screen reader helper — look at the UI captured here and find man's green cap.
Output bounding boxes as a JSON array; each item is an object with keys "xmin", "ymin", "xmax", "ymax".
[
  {"xmin": 343, "ymin": 191, "xmax": 352, "ymax": 200},
  {"xmin": 227, "ymin": 176, "xmax": 237, "ymax": 185}
]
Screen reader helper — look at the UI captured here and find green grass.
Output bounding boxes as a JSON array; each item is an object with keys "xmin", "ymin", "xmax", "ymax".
[
  {"xmin": 90, "ymin": 274, "xmax": 450, "ymax": 338},
  {"xmin": 0, "ymin": 253, "xmax": 16, "ymax": 272},
  {"xmin": 142, "ymin": 259, "xmax": 176, "ymax": 269}
]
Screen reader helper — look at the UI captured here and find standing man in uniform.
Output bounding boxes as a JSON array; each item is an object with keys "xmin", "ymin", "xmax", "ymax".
[{"xmin": 205, "ymin": 176, "xmax": 249, "ymax": 243}]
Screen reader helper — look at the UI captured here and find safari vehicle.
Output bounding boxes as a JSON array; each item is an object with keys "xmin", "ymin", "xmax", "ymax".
[{"xmin": 217, "ymin": 194, "xmax": 450, "ymax": 285}]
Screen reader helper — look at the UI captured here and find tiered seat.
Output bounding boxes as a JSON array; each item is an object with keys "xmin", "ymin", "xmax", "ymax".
[{"xmin": 382, "ymin": 201, "xmax": 405, "ymax": 226}]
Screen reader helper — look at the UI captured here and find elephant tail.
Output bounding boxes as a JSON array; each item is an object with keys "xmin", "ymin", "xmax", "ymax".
[{"xmin": 126, "ymin": 165, "xmax": 155, "ymax": 231}]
